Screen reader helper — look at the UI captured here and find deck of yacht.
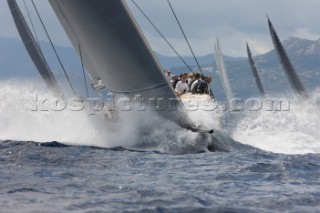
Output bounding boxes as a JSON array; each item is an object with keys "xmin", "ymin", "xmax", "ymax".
[
  {"xmin": 179, "ymin": 93, "xmax": 215, "ymax": 113},
  {"xmin": 179, "ymin": 93, "xmax": 212, "ymax": 102}
]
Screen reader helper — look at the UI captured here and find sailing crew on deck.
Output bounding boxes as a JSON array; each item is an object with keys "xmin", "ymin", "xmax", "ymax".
[
  {"xmin": 165, "ymin": 69, "xmax": 171, "ymax": 78},
  {"xmin": 175, "ymin": 75, "xmax": 189, "ymax": 96},
  {"xmin": 172, "ymin": 74, "xmax": 180, "ymax": 88},
  {"xmin": 187, "ymin": 73, "xmax": 193, "ymax": 85},
  {"xmin": 188, "ymin": 73, "xmax": 201, "ymax": 88},
  {"xmin": 196, "ymin": 76, "xmax": 212, "ymax": 94},
  {"xmin": 170, "ymin": 75, "xmax": 178, "ymax": 86},
  {"xmin": 190, "ymin": 75, "xmax": 203, "ymax": 94}
]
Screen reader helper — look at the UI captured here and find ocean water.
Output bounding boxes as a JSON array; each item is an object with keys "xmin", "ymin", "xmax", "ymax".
[{"xmin": 1, "ymin": 81, "xmax": 320, "ymax": 212}]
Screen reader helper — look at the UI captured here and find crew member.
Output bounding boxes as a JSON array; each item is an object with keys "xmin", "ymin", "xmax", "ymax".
[{"xmin": 175, "ymin": 75, "xmax": 189, "ymax": 96}]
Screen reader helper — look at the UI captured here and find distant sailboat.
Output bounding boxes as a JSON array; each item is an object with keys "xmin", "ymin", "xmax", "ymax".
[
  {"xmin": 214, "ymin": 38, "xmax": 235, "ymax": 105},
  {"xmin": 246, "ymin": 42, "xmax": 266, "ymax": 98},
  {"xmin": 267, "ymin": 17, "xmax": 309, "ymax": 99},
  {"xmin": 48, "ymin": 0, "xmax": 212, "ymax": 131},
  {"xmin": 7, "ymin": 0, "xmax": 63, "ymax": 97}
]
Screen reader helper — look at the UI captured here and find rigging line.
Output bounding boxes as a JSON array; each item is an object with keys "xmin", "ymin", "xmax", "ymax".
[
  {"xmin": 107, "ymin": 83, "xmax": 168, "ymax": 94},
  {"xmin": 22, "ymin": 0, "xmax": 50, "ymax": 74},
  {"xmin": 131, "ymin": 0, "xmax": 193, "ymax": 72},
  {"xmin": 30, "ymin": 0, "xmax": 77, "ymax": 96},
  {"xmin": 78, "ymin": 44, "xmax": 89, "ymax": 98},
  {"xmin": 22, "ymin": 0, "xmax": 41, "ymax": 48},
  {"xmin": 166, "ymin": 0, "xmax": 203, "ymax": 74}
]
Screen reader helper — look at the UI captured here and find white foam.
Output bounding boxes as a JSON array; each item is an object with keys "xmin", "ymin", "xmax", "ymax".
[
  {"xmin": 232, "ymin": 91, "xmax": 320, "ymax": 154},
  {"xmin": 0, "ymin": 80, "xmax": 139, "ymax": 148},
  {"xmin": 0, "ymin": 80, "xmax": 221, "ymax": 152},
  {"xmin": 6, "ymin": 79, "xmax": 319, "ymax": 155}
]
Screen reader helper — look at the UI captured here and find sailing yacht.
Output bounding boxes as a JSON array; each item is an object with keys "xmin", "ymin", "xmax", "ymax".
[
  {"xmin": 246, "ymin": 43, "xmax": 266, "ymax": 98},
  {"xmin": 46, "ymin": 0, "xmax": 215, "ymax": 133},
  {"xmin": 214, "ymin": 38, "xmax": 235, "ymax": 108},
  {"xmin": 267, "ymin": 17, "xmax": 309, "ymax": 99}
]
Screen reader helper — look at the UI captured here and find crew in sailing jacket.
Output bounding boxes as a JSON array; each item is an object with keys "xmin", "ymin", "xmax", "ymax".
[{"xmin": 175, "ymin": 75, "xmax": 189, "ymax": 96}]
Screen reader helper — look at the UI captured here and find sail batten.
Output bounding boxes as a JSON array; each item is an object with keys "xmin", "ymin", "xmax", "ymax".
[
  {"xmin": 267, "ymin": 17, "xmax": 309, "ymax": 98},
  {"xmin": 7, "ymin": 0, "xmax": 63, "ymax": 97}
]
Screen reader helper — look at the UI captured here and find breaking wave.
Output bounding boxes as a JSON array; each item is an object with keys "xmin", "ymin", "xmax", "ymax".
[
  {"xmin": 231, "ymin": 89, "xmax": 320, "ymax": 154},
  {"xmin": 0, "ymin": 80, "xmax": 226, "ymax": 154},
  {"xmin": 2, "ymin": 79, "xmax": 318, "ymax": 155}
]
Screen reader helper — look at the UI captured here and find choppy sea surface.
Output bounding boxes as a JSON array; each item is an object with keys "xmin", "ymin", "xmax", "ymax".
[{"xmin": 1, "ymin": 82, "xmax": 320, "ymax": 212}]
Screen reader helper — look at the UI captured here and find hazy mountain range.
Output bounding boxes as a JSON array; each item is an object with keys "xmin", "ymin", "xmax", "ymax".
[{"xmin": 0, "ymin": 37, "xmax": 319, "ymax": 100}]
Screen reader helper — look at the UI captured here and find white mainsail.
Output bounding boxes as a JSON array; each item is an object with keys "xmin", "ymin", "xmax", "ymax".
[{"xmin": 214, "ymin": 39, "xmax": 235, "ymax": 105}]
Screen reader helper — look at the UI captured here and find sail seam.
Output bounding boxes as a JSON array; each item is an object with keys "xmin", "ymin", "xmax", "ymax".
[{"xmin": 107, "ymin": 83, "xmax": 168, "ymax": 94}]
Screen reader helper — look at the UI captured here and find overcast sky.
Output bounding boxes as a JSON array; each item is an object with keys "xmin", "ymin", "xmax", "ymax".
[{"xmin": 2, "ymin": 0, "xmax": 320, "ymax": 57}]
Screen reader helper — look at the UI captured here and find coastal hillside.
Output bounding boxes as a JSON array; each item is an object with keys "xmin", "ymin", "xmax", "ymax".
[{"xmin": 1, "ymin": 37, "xmax": 319, "ymax": 100}]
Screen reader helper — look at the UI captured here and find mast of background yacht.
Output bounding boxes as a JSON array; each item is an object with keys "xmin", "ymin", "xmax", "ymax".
[
  {"xmin": 246, "ymin": 42, "xmax": 266, "ymax": 98},
  {"xmin": 7, "ymin": 0, "xmax": 64, "ymax": 97},
  {"xmin": 214, "ymin": 38, "xmax": 235, "ymax": 105},
  {"xmin": 267, "ymin": 17, "xmax": 309, "ymax": 99}
]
